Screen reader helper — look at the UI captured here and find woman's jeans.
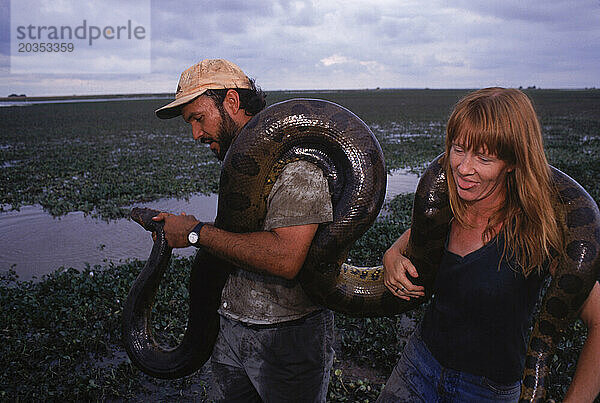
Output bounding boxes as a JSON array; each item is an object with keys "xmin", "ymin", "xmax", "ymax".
[{"xmin": 377, "ymin": 328, "xmax": 521, "ymax": 403}]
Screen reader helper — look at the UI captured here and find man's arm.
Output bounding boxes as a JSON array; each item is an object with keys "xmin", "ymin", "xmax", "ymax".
[
  {"xmin": 154, "ymin": 161, "xmax": 331, "ymax": 281},
  {"xmin": 563, "ymin": 281, "xmax": 600, "ymax": 402},
  {"xmin": 198, "ymin": 221, "xmax": 318, "ymax": 280},
  {"xmin": 153, "ymin": 212, "xmax": 317, "ymax": 280}
]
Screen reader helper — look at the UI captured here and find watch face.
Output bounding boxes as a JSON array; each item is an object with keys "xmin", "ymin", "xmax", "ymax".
[{"xmin": 188, "ymin": 232, "xmax": 198, "ymax": 244}]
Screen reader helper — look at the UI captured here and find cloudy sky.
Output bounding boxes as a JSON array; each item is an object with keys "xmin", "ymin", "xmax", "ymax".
[{"xmin": 1, "ymin": 0, "xmax": 599, "ymax": 96}]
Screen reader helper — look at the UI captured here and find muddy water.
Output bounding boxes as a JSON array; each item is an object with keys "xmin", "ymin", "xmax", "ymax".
[{"xmin": 1, "ymin": 170, "xmax": 419, "ymax": 281}]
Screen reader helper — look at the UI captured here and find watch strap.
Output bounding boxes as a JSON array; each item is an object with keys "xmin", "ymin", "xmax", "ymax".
[{"xmin": 188, "ymin": 222, "xmax": 205, "ymax": 247}]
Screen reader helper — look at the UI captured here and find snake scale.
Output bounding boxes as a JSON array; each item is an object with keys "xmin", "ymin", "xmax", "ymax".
[{"xmin": 123, "ymin": 99, "xmax": 600, "ymax": 401}]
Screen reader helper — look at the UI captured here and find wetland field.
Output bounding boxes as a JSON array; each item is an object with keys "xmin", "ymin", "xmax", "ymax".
[{"xmin": 1, "ymin": 89, "xmax": 599, "ymax": 401}]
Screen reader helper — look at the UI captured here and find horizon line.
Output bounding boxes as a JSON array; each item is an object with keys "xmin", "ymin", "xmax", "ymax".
[{"xmin": 3, "ymin": 86, "xmax": 598, "ymax": 101}]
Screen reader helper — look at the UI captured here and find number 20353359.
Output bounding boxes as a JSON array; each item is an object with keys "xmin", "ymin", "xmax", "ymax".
[{"xmin": 17, "ymin": 42, "xmax": 74, "ymax": 52}]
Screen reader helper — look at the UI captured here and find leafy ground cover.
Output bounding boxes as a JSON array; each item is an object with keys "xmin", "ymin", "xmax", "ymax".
[
  {"xmin": 0, "ymin": 194, "xmax": 412, "ymax": 402},
  {"xmin": 1, "ymin": 89, "xmax": 600, "ymax": 401},
  {"xmin": 1, "ymin": 194, "xmax": 596, "ymax": 402},
  {"xmin": 1, "ymin": 100, "xmax": 219, "ymax": 219},
  {"xmin": 1, "ymin": 89, "xmax": 464, "ymax": 219}
]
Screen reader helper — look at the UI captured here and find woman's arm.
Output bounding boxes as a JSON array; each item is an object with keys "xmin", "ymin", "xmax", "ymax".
[
  {"xmin": 563, "ymin": 281, "xmax": 600, "ymax": 402},
  {"xmin": 382, "ymin": 228, "xmax": 425, "ymax": 300}
]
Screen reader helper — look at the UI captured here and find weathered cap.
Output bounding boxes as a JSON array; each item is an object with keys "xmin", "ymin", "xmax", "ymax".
[{"xmin": 155, "ymin": 59, "xmax": 252, "ymax": 119}]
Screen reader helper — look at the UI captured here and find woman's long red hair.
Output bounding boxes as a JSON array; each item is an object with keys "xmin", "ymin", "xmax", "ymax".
[{"xmin": 444, "ymin": 87, "xmax": 562, "ymax": 276}]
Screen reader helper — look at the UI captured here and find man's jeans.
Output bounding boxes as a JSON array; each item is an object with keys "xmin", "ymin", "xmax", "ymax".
[{"xmin": 209, "ymin": 310, "xmax": 335, "ymax": 403}]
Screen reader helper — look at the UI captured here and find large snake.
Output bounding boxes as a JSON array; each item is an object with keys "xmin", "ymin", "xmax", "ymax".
[{"xmin": 123, "ymin": 99, "xmax": 600, "ymax": 401}]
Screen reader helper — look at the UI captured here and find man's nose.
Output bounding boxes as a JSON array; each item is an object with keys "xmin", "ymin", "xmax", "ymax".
[{"xmin": 191, "ymin": 124, "xmax": 204, "ymax": 141}]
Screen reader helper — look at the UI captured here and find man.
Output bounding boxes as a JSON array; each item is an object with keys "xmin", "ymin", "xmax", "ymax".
[{"xmin": 152, "ymin": 59, "xmax": 335, "ymax": 402}]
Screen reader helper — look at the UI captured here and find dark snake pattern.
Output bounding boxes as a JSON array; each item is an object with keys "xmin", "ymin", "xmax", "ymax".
[{"xmin": 123, "ymin": 99, "xmax": 600, "ymax": 401}]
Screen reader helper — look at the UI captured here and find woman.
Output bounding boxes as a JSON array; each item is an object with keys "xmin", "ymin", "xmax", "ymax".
[{"xmin": 378, "ymin": 88, "xmax": 600, "ymax": 402}]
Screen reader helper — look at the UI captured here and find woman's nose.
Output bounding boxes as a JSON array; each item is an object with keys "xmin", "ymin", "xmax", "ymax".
[{"xmin": 457, "ymin": 154, "xmax": 474, "ymax": 175}]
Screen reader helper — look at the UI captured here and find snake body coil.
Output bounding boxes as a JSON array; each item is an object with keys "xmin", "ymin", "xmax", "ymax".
[{"xmin": 123, "ymin": 99, "xmax": 599, "ymax": 401}]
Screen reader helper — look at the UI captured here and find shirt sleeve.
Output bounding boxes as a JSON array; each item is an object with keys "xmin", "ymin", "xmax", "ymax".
[{"xmin": 263, "ymin": 160, "xmax": 333, "ymax": 231}]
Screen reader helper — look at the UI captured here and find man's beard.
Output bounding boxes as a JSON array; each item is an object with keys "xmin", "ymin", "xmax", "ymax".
[{"xmin": 214, "ymin": 101, "xmax": 240, "ymax": 161}]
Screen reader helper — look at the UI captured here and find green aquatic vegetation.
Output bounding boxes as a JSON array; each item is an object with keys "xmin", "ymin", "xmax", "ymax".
[
  {"xmin": 347, "ymin": 193, "xmax": 414, "ymax": 266},
  {"xmin": 0, "ymin": 259, "xmax": 210, "ymax": 401},
  {"xmin": 0, "ymin": 191, "xmax": 595, "ymax": 401},
  {"xmin": 0, "ymin": 100, "xmax": 220, "ymax": 219},
  {"xmin": 268, "ymin": 89, "xmax": 468, "ymax": 124},
  {"xmin": 1, "ymin": 90, "xmax": 599, "ymax": 401},
  {"xmin": 0, "ymin": 194, "xmax": 412, "ymax": 401},
  {"xmin": 337, "ymin": 194, "xmax": 422, "ymax": 377},
  {"xmin": 543, "ymin": 117, "xmax": 600, "ymax": 202},
  {"xmin": 2, "ymin": 90, "xmax": 599, "ymax": 219},
  {"xmin": 0, "ymin": 90, "xmax": 463, "ymax": 220},
  {"xmin": 371, "ymin": 121, "xmax": 445, "ymax": 173}
]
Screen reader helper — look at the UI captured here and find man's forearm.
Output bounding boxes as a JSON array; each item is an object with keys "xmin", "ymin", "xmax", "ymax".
[
  {"xmin": 153, "ymin": 212, "xmax": 319, "ymax": 280},
  {"xmin": 198, "ymin": 223, "xmax": 317, "ymax": 280}
]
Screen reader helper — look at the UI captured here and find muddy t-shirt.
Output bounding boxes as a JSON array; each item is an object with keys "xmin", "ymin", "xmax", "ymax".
[{"xmin": 218, "ymin": 160, "xmax": 333, "ymax": 324}]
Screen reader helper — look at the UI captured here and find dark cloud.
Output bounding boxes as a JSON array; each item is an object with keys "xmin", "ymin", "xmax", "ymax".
[
  {"xmin": 1, "ymin": 0, "xmax": 599, "ymax": 95},
  {"xmin": 451, "ymin": 0, "xmax": 598, "ymax": 30}
]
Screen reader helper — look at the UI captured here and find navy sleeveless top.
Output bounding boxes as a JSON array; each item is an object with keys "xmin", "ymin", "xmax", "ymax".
[{"xmin": 420, "ymin": 235, "xmax": 545, "ymax": 384}]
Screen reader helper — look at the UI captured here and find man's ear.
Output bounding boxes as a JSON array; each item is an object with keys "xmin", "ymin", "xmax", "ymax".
[{"xmin": 223, "ymin": 89, "xmax": 241, "ymax": 116}]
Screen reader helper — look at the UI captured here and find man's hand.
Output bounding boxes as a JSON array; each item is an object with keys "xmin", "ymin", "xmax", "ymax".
[{"xmin": 152, "ymin": 212, "xmax": 200, "ymax": 248}]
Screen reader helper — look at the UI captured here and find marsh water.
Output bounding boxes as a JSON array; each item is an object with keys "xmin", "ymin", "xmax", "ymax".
[{"xmin": 1, "ymin": 169, "xmax": 419, "ymax": 281}]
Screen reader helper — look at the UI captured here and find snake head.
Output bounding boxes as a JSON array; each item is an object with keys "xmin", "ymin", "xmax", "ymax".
[{"xmin": 130, "ymin": 207, "xmax": 163, "ymax": 232}]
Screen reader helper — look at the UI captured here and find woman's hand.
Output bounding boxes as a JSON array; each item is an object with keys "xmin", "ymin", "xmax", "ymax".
[{"xmin": 383, "ymin": 229, "xmax": 425, "ymax": 301}]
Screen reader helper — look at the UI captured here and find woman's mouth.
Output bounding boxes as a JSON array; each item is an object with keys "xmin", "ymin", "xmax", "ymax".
[{"xmin": 456, "ymin": 175, "xmax": 477, "ymax": 190}]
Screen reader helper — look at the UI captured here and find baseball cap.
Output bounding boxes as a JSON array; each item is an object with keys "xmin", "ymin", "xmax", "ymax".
[{"xmin": 155, "ymin": 59, "xmax": 252, "ymax": 119}]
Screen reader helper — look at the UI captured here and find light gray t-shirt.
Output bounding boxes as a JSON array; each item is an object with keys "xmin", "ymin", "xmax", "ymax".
[{"xmin": 218, "ymin": 160, "xmax": 333, "ymax": 324}]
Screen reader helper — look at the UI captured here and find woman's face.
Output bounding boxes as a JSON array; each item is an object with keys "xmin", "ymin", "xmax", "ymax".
[{"xmin": 449, "ymin": 141, "xmax": 513, "ymax": 207}]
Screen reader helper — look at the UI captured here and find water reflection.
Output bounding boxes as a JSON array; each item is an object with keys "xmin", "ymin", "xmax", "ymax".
[
  {"xmin": 1, "ymin": 170, "xmax": 419, "ymax": 281},
  {"xmin": 385, "ymin": 168, "xmax": 420, "ymax": 199}
]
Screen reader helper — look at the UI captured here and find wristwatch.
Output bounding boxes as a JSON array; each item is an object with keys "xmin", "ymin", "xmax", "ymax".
[{"xmin": 187, "ymin": 222, "xmax": 205, "ymax": 247}]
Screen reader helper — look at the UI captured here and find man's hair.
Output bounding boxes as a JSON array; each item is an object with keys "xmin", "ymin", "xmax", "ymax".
[
  {"xmin": 205, "ymin": 78, "xmax": 266, "ymax": 116},
  {"xmin": 444, "ymin": 87, "xmax": 562, "ymax": 276}
]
